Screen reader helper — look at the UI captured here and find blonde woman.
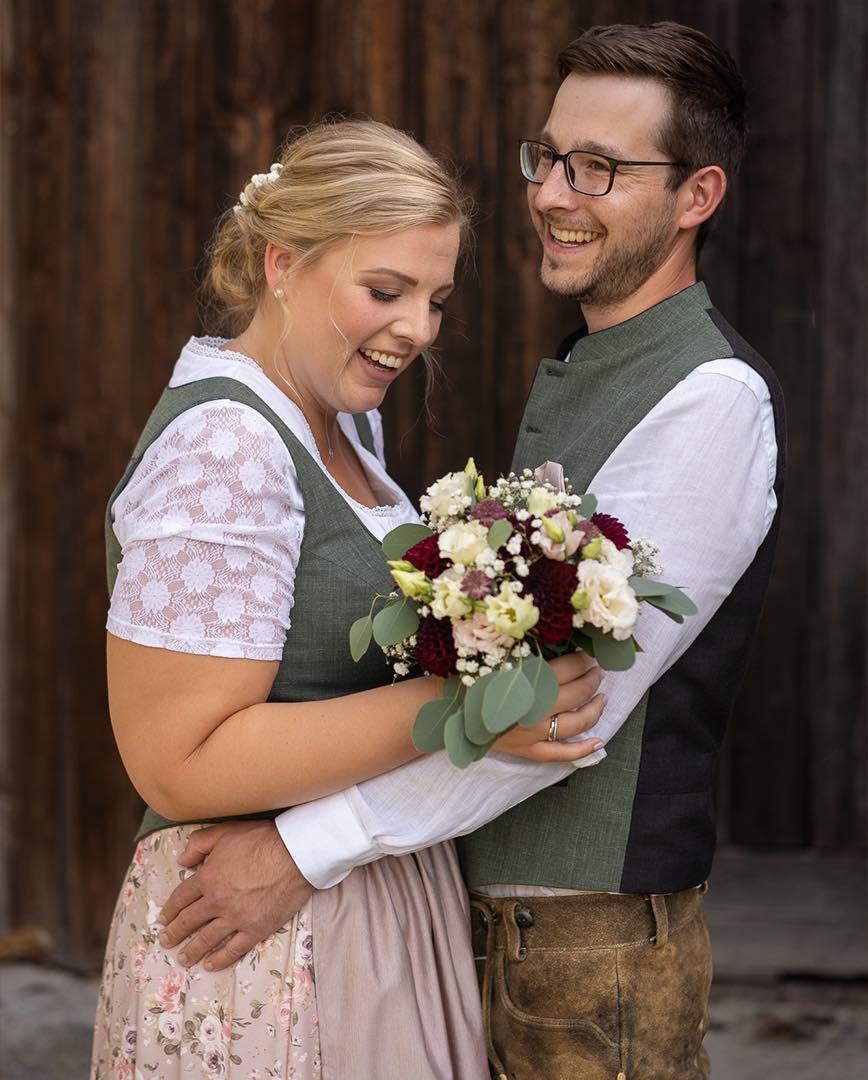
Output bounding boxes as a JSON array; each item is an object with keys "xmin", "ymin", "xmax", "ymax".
[{"xmin": 91, "ymin": 120, "xmax": 604, "ymax": 1079}]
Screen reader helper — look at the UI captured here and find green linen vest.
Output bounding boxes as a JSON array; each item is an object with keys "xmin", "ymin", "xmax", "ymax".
[
  {"xmin": 457, "ymin": 282, "xmax": 786, "ymax": 894},
  {"xmin": 105, "ymin": 376, "xmax": 395, "ymax": 840}
]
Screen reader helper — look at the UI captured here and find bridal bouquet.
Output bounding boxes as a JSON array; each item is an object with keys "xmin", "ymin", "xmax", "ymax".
[{"xmin": 350, "ymin": 459, "xmax": 695, "ymax": 767}]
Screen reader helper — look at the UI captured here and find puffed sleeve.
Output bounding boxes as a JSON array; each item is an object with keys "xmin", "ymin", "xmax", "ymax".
[{"xmin": 107, "ymin": 401, "xmax": 303, "ymax": 660}]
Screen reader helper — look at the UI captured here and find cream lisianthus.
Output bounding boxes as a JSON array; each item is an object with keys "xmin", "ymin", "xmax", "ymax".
[
  {"xmin": 431, "ymin": 570, "xmax": 473, "ymax": 619},
  {"xmin": 526, "ymin": 486, "xmax": 559, "ymax": 517},
  {"xmin": 598, "ymin": 537, "xmax": 635, "ymax": 578},
  {"xmin": 438, "ymin": 520, "xmax": 489, "ymax": 566},
  {"xmin": 484, "ymin": 581, "xmax": 539, "ymax": 638},
  {"xmin": 575, "ymin": 560, "xmax": 638, "ymax": 640},
  {"xmin": 420, "ymin": 471, "xmax": 473, "ymax": 521}
]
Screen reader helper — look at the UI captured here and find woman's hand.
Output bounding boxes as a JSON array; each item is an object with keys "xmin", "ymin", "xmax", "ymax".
[{"xmin": 494, "ymin": 652, "xmax": 606, "ymax": 763}]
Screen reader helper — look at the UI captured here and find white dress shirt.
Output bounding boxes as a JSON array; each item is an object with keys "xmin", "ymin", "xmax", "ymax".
[{"xmin": 276, "ymin": 357, "xmax": 779, "ymax": 889}]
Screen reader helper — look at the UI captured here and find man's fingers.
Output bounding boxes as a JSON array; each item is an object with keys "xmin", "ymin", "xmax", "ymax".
[
  {"xmin": 158, "ymin": 894, "xmax": 212, "ymax": 949},
  {"xmin": 174, "ymin": 919, "xmax": 234, "ymax": 969},
  {"xmin": 177, "ymin": 825, "xmax": 226, "ymax": 868},
  {"xmin": 201, "ymin": 931, "xmax": 259, "ymax": 973}
]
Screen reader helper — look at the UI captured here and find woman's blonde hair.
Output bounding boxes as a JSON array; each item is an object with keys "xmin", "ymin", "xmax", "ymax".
[{"xmin": 204, "ymin": 119, "xmax": 472, "ymax": 335}]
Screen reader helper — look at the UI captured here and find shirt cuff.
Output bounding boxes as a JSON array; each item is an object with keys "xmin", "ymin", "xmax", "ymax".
[{"xmin": 274, "ymin": 789, "xmax": 377, "ymax": 889}]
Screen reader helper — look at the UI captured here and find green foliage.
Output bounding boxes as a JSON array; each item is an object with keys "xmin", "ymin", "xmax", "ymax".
[
  {"xmin": 381, "ymin": 522, "xmax": 434, "ymax": 560},
  {"xmin": 372, "ymin": 598, "xmax": 420, "ymax": 647},
  {"xmin": 349, "ymin": 615, "xmax": 373, "ymax": 661}
]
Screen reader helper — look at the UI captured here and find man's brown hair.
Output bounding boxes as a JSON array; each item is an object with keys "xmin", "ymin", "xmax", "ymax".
[{"xmin": 557, "ymin": 21, "xmax": 747, "ymax": 245}]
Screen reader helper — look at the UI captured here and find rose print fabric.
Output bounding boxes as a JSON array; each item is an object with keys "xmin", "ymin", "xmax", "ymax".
[{"xmin": 91, "ymin": 826, "xmax": 321, "ymax": 1079}]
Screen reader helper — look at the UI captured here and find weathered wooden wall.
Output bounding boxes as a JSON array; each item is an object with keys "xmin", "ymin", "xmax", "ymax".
[{"xmin": 3, "ymin": 0, "xmax": 865, "ymax": 965}]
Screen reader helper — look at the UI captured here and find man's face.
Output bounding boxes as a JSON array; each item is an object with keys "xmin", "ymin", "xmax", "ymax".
[{"xmin": 527, "ymin": 73, "xmax": 682, "ymax": 307}]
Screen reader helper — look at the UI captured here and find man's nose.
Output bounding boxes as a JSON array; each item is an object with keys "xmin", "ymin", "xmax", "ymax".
[{"xmin": 531, "ymin": 161, "xmax": 582, "ymax": 214}]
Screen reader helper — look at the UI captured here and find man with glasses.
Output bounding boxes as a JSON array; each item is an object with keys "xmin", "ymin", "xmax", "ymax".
[{"xmin": 157, "ymin": 22, "xmax": 783, "ymax": 1078}]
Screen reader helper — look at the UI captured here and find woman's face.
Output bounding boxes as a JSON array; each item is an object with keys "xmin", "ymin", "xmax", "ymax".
[{"xmin": 280, "ymin": 222, "xmax": 460, "ymax": 416}]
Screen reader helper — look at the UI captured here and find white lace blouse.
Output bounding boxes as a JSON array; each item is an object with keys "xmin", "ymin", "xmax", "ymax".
[{"xmin": 107, "ymin": 337, "xmax": 419, "ymax": 660}]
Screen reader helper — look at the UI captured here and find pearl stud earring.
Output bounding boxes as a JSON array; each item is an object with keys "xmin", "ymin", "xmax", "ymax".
[{"xmin": 273, "ymin": 287, "xmax": 285, "ymax": 299}]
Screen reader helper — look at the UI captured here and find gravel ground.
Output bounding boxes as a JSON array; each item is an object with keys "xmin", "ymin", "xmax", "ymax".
[
  {"xmin": 2, "ymin": 962, "xmax": 867, "ymax": 1079},
  {"xmin": 2, "ymin": 849, "xmax": 865, "ymax": 1078}
]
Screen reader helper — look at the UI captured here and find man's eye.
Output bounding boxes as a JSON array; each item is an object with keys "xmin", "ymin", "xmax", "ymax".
[{"xmin": 370, "ymin": 288, "xmax": 399, "ymax": 303}]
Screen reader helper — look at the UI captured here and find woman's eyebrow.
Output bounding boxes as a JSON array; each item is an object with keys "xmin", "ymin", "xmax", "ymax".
[{"xmin": 360, "ymin": 267, "xmax": 455, "ymax": 292}]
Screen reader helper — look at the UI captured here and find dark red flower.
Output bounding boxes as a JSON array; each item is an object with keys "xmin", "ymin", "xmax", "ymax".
[
  {"xmin": 591, "ymin": 512, "xmax": 631, "ymax": 550},
  {"xmin": 404, "ymin": 534, "xmax": 447, "ymax": 577},
  {"xmin": 415, "ymin": 614, "xmax": 459, "ymax": 677},
  {"xmin": 525, "ymin": 558, "xmax": 578, "ymax": 644},
  {"xmin": 469, "ymin": 498, "xmax": 510, "ymax": 528}
]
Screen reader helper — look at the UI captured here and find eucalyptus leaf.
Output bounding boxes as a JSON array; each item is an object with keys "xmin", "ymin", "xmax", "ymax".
[
  {"xmin": 372, "ymin": 598, "xmax": 420, "ymax": 647},
  {"xmin": 482, "ymin": 669, "xmax": 535, "ymax": 734},
  {"xmin": 487, "ymin": 519, "xmax": 513, "ymax": 550},
  {"xmin": 583, "ymin": 626, "xmax": 637, "ymax": 671},
  {"xmin": 381, "ymin": 522, "xmax": 434, "ymax": 561},
  {"xmin": 628, "ymin": 575, "xmax": 674, "ymax": 598},
  {"xmin": 463, "ymin": 672, "xmax": 495, "ymax": 745},
  {"xmin": 516, "ymin": 653, "xmax": 560, "ymax": 726},
  {"xmin": 412, "ymin": 696, "xmax": 453, "ymax": 752},
  {"xmin": 349, "ymin": 615, "xmax": 373, "ymax": 662},
  {"xmin": 444, "ymin": 708, "xmax": 480, "ymax": 768},
  {"xmin": 647, "ymin": 587, "xmax": 697, "ymax": 616},
  {"xmin": 579, "ymin": 492, "xmax": 598, "ymax": 519},
  {"xmin": 645, "ymin": 601, "xmax": 684, "ymax": 623}
]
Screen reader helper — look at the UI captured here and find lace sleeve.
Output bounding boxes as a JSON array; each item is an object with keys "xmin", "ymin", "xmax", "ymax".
[{"xmin": 107, "ymin": 401, "xmax": 302, "ymax": 660}]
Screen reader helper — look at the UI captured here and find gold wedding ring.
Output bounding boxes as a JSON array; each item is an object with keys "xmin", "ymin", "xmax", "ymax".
[{"xmin": 547, "ymin": 715, "xmax": 559, "ymax": 741}]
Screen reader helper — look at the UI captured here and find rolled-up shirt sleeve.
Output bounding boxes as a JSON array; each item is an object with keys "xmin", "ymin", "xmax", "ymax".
[{"xmin": 278, "ymin": 359, "xmax": 778, "ymax": 888}]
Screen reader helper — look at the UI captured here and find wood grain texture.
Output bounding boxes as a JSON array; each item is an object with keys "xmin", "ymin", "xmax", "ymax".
[{"xmin": 3, "ymin": 0, "xmax": 865, "ymax": 964}]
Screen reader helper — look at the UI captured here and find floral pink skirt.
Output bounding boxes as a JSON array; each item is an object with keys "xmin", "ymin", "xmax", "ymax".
[{"xmin": 90, "ymin": 825, "xmax": 321, "ymax": 1079}]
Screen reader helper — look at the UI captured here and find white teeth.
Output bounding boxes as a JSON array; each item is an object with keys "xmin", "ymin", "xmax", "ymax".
[
  {"xmin": 361, "ymin": 348, "xmax": 403, "ymax": 369},
  {"xmin": 550, "ymin": 225, "xmax": 600, "ymax": 244}
]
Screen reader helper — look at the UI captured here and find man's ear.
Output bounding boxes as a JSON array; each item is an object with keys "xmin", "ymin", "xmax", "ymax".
[
  {"xmin": 676, "ymin": 165, "xmax": 727, "ymax": 231},
  {"xmin": 264, "ymin": 243, "xmax": 294, "ymax": 292}
]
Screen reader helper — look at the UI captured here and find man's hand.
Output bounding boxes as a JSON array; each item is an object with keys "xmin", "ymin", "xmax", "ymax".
[{"xmin": 157, "ymin": 820, "xmax": 315, "ymax": 971}]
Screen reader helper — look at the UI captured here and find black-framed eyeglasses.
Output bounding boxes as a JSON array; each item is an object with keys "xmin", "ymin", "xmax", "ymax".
[{"xmin": 519, "ymin": 139, "xmax": 690, "ymax": 196}]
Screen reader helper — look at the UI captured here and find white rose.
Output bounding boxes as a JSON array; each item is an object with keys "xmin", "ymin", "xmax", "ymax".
[
  {"xmin": 576, "ymin": 561, "xmax": 638, "ymax": 640},
  {"xmin": 430, "ymin": 571, "xmax": 473, "ymax": 619},
  {"xmin": 158, "ymin": 1013, "xmax": 182, "ymax": 1041},
  {"xmin": 419, "ymin": 471, "xmax": 472, "ymax": 521},
  {"xmin": 452, "ymin": 611, "xmax": 513, "ymax": 655},
  {"xmin": 599, "ymin": 537, "xmax": 635, "ymax": 577},
  {"xmin": 199, "ymin": 1014, "xmax": 223, "ymax": 1045},
  {"xmin": 437, "ymin": 521, "xmax": 489, "ymax": 566}
]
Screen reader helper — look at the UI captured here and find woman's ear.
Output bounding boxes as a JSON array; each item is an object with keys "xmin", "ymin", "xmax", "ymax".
[
  {"xmin": 264, "ymin": 243, "xmax": 293, "ymax": 292},
  {"xmin": 677, "ymin": 165, "xmax": 727, "ymax": 232}
]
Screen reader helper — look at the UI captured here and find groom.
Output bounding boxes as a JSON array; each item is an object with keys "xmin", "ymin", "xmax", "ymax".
[{"xmin": 159, "ymin": 22, "xmax": 783, "ymax": 1078}]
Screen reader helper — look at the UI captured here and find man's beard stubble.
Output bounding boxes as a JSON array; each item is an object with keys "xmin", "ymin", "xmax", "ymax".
[{"xmin": 541, "ymin": 203, "xmax": 676, "ymax": 308}]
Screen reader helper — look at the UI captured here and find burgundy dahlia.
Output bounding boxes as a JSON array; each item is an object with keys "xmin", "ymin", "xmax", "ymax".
[
  {"xmin": 525, "ymin": 558, "xmax": 578, "ymax": 644},
  {"xmin": 415, "ymin": 614, "xmax": 459, "ymax": 677},
  {"xmin": 404, "ymin": 534, "xmax": 448, "ymax": 577},
  {"xmin": 469, "ymin": 498, "xmax": 510, "ymax": 528},
  {"xmin": 591, "ymin": 512, "xmax": 631, "ymax": 550}
]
